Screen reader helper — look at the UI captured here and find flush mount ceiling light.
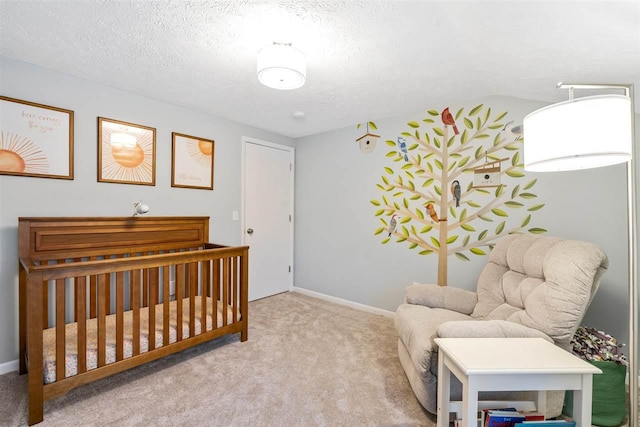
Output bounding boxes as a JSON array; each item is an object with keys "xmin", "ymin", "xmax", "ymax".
[{"xmin": 257, "ymin": 42, "xmax": 306, "ymax": 90}]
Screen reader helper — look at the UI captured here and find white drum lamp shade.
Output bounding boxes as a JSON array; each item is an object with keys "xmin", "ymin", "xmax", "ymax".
[
  {"xmin": 257, "ymin": 43, "xmax": 306, "ymax": 90},
  {"xmin": 523, "ymin": 94, "xmax": 632, "ymax": 171}
]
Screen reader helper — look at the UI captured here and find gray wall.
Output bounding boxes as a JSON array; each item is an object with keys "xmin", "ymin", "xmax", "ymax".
[
  {"xmin": 295, "ymin": 94, "xmax": 639, "ymax": 359},
  {"xmin": 0, "ymin": 56, "xmax": 294, "ymax": 364}
]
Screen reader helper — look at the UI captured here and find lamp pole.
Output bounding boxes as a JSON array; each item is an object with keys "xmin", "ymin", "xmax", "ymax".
[{"xmin": 557, "ymin": 83, "xmax": 637, "ymax": 426}]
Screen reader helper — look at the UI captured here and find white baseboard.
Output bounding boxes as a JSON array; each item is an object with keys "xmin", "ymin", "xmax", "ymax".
[
  {"xmin": 291, "ymin": 286, "xmax": 395, "ymax": 318},
  {"xmin": 0, "ymin": 359, "xmax": 19, "ymax": 375}
]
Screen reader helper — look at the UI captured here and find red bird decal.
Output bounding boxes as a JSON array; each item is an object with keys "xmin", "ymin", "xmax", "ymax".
[{"xmin": 441, "ymin": 107, "xmax": 460, "ymax": 135}]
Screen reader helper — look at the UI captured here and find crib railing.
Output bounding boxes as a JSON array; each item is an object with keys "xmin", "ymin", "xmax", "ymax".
[{"xmin": 19, "ymin": 243, "xmax": 248, "ymax": 425}]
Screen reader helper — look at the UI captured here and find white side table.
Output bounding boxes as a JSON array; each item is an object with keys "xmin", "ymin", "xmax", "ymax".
[{"xmin": 434, "ymin": 337, "xmax": 602, "ymax": 427}]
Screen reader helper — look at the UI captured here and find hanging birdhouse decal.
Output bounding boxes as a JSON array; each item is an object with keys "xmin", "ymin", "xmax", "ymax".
[
  {"xmin": 468, "ymin": 157, "xmax": 509, "ymax": 188},
  {"xmin": 356, "ymin": 121, "xmax": 379, "ymax": 154}
]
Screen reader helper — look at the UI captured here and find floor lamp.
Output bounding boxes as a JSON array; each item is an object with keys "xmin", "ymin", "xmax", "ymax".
[{"xmin": 523, "ymin": 83, "xmax": 637, "ymax": 426}]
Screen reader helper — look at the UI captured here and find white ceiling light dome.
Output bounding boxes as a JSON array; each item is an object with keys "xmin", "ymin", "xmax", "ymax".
[{"xmin": 257, "ymin": 42, "xmax": 306, "ymax": 90}]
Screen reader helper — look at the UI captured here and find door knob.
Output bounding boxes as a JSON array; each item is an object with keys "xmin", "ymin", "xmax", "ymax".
[{"xmin": 246, "ymin": 228, "xmax": 254, "ymax": 235}]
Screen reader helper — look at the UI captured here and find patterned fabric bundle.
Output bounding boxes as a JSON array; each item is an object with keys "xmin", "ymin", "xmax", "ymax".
[{"xmin": 570, "ymin": 326, "xmax": 627, "ymax": 366}]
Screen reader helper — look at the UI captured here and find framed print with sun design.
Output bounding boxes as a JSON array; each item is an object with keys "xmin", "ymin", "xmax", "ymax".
[
  {"xmin": 98, "ymin": 117, "xmax": 156, "ymax": 186},
  {"xmin": 0, "ymin": 96, "xmax": 74, "ymax": 179},
  {"xmin": 171, "ymin": 132, "xmax": 214, "ymax": 190}
]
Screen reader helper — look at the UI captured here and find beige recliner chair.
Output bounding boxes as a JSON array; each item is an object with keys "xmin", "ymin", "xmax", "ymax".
[{"xmin": 395, "ymin": 234, "xmax": 608, "ymax": 417}]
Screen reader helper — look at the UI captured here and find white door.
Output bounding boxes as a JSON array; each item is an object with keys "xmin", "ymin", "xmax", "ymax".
[{"xmin": 243, "ymin": 138, "xmax": 294, "ymax": 301}]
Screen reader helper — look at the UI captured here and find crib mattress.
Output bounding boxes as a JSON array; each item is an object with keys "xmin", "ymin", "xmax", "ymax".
[{"xmin": 42, "ymin": 297, "xmax": 236, "ymax": 384}]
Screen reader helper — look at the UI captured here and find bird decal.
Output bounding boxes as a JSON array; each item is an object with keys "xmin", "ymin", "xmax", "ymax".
[
  {"xmin": 502, "ymin": 120, "xmax": 523, "ymax": 141},
  {"xmin": 388, "ymin": 214, "xmax": 397, "ymax": 237},
  {"xmin": 441, "ymin": 107, "xmax": 460, "ymax": 135},
  {"xmin": 397, "ymin": 136, "xmax": 409, "ymax": 161},
  {"xmin": 425, "ymin": 203, "xmax": 439, "ymax": 223},
  {"xmin": 451, "ymin": 180, "xmax": 461, "ymax": 207}
]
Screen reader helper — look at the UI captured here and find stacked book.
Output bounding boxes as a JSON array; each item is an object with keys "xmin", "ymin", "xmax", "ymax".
[{"xmin": 479, "ymin": 408, "xmax": 576, "ymax": 427}]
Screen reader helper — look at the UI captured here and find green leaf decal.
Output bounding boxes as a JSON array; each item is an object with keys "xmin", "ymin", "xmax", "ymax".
[
  {"xmin": 369, "ymin": 122, "xmax": 378, "ymax": 130},
  {"xmin": 458, "ymin": 156, "xmax": 470, "ymax": 168},
  {"xmin": 461, "ymin": 129, "xmax": 469, "ymax": 144},
  {"xmin": 470, "ymin": 247, "xmax": 486, "ymax": 255},
  {"xmin": 528, "ymin": 204, "xmax": 545, "ymax": 212},
  {"xmin": 512, "ymin": 152, "xmax": 520, "ymax": 166},
  {"xmin": 402, "ymin": 226, "xmax": 409, "ymax": 236},
  {"xmin": 401, "ymin": 163, "xmax": 412, "ymax": 170},
  {"xmin": 400, "ymin": 216, "xmax": 411, "ymax": 224},
  {"xmin": 408, "ymin": 180, "xmax": 415, "ymax": 191},
  {"xmin": 495, "ymin": 184, "xmax": 504, "ymax": 197},
  {"xmin": 493, "ymin": 111, "xmax": 508, "ymax": 122},
  {"xmin": 428, "ymin": 109, "xmax": 439, "ymax": 116},
  {"xmin": 446, "ymin": 235, "xmax": 459, "ymax": 244},
  {"xmin": 434, "ymin": 127, "xmax": 444, "ymax": 136},
  {"xmin": 493, "ymin": 133, "xmax": 502, "ymax": 146},
  {"xmin": 422, "ymin": 178, "xmax": 434, "ymax": 187},
  {"xmin": 419, "ymin": 250, "xmax": 434, "ymax": 255},
  {"xmin": 386, "ymin": 151, "xmax": 397, "ymax": 158},
  {"xmin": 479, "ymin": 215, "xmax": 493, "ymax": 222},
  {"xmin": 455, "ymin": 107, "xmax": 464, "ymax": 120},
  {"xmin": 422, "ymin": 118, "xmax": 435, "ymax": 124},
  {"xmin": 415, "ymin": 130, "xmax": 420, "ymax": 140},
  {"xmin": 460, "ymin": 208, "xmax": 467, "ymax": 221},
  {"xmin": 521, "ymin": 214, "xmax": 531, "ymax": 227},
  {"xmin": 408, "ymin": 121, "xmax": 420, "ymax": 128},
  {"xmin": 519, "ymin": 193, "xmax": 537, "ymax": 199},
  {"xmin": 374, "ymin": 227, "xmax": 385, "ymax": 235},
  {"xmin": 505, "ymin": 201, "xmax": 524, "ymax": 208},
  {"xmin": 524, "ymin": 179, "xmax": 537, "ymax": 190},
  {"xmin": 491, "ymin": 208, "xmax": 508, "ymax": 217},
  {"xmin": 455, "ymin": 252, "xmax": 470, "ymax": 261},
  {"xmin": 434, "ymin": 185, "xmax": 442, "ymax": 196},
  {"xmin": 410, "ymin": 195, "xmax": 420, "ymax": 200},
  {"xmin": 464, "ymin": 117, "xmax": 473, "ymax": 129},
  {"xmin": 462, "ymin": 235, "xmax": 470, "ymax": 246},
  {"xmin": 374, "ymin": 209, "xmax": 385, "ymax": 216},
  {"xmin": 488, "ymin": 124, "xmax": 503, "ymax": 130},
  {"xmin": 403, "ymin": 198, "xmax": 409, "ymax": 209},
  {"xmin": 381, "ymin": 175, "xmax": 389, "ymax": 185},
  {"xmin": 511, "ymin": 185, "xmax": 520, "ymax": 199},
  {"xmin": 401, "ymin": 132, "xmax": 412, "ymax": 137},
  {"xmin": 466, "ymin": 201, "xmax": 481, "ymax": 208},
  {"xmin": 408, "ymin": 243, "xmax": 418, "ymax": 249},
  {"xmin": 430, "ymin": 237, "xmax": 440, "ymax": 248},
  {"xmin": 434, "ymin": 138, "xmax": 441, "ymax": 149},
  {"xmin": 385, "ymin": 140, "xmax": 396, "ymax": 147},
  {"xmin": 384, "ymin": 166, "xmax": 394, "ymax": 174},
  {"xmin": 421, "ymin": 225, "xmax": 433, "ymax": 233},
  {"xmin": 528, "ymin": 228, "xmax": 547, "ymax": 234},
  {"xmin": 381, "ymin": 238, "xmax": 390, "ymax": 244},
  {"xmin": 434, "ymin": 159, "xmax": 443, "ymax": 170},
  {"xmin": 416, "ymin": 208, "xmax": 425, "ymax": 219},
  {"xmin": 505, "ymin": 169, "xmax": 525, "ymax": 178},
  {"xmin": 408, "ymin": 143, "xmax": 419, "ymax": 151},
  {"xmin": 397, "ymin": 237, "xmax": 407, "ymax": 242},
  {"xmin": 447, "ymin": 136, "xmax": 455, "ymax": 147},
  {"xmin": 460, "ymin": 223, "xmax": 476, "ymax": 232},
  {"xmin": 476, "ymin": 134, "xmax": 490, "ymax": 139},
  {"xmin": 469, "ymin": 104, "xmax": 483, "ymax": 116},
  {"xmin": 370, "ymin": 199, "xmax": 381, "ymax": 206},
  {"xmin": 495, "ymin": 221, "xmax": 505, "ymax": 234},
  {"xmin": 478, "ymin": 230, "xmax": 488, "ymax": 240}
]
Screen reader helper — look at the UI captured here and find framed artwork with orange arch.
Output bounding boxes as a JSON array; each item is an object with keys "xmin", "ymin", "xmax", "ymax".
[
  {"xmin": 0, "ymin": 96, "xmax": 74, "ymax": 180},
  {"xmin": 98, "ymin": 117, "xmax": 156, "ymax": 186},
  {"xmin": 171, "ymin": 132, "xmax": 214, "ymax": 190}
]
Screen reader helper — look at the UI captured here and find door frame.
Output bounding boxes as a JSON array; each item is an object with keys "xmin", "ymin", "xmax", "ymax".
[{"xmin": 241, "ymin": 136, "xmax": 295, "ymax": 294}]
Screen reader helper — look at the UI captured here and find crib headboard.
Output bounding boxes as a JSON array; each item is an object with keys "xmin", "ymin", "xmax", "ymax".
[{"xmin": 19, "ymin": 216, "xmax": 210, "ymax": 262}]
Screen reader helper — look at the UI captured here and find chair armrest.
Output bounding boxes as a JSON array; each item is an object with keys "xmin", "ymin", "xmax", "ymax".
[
  {"xmin": 436, "ymin": 319, "xmax": 554, "ymax": 342},
  {"xmin": 405, "ymin": 283, "xmax": 478, "ymax": 315}
]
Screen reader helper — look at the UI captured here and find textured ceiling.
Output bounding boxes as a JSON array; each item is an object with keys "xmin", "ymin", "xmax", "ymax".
[{"xmin": 0, "ymin": 0, "xmax": 638, "ymax": 138}]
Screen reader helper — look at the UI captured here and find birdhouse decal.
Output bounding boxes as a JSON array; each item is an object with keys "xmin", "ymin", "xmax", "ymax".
[
  {"xmin": 468, "ymin": 157, "xmax": 509, "ymax": 188},
  {"xmin": 355, "ymin": 121, "xmax": 379, "ymax": 154}
]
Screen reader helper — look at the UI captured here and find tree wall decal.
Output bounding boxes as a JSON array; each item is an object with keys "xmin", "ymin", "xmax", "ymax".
[{"xmin": 371, "ymin": 104, "xmax": 546, "ymax": 286}]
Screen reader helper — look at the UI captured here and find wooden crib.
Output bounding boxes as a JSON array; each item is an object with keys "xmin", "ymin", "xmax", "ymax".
[{"xmin": 18, "ymin": 216, "xmax": 248, "ymax": 425}]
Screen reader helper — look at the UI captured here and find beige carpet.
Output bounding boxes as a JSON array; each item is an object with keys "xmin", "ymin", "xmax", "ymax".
[{"xmin": 0, "ymin": 292, "xmax": 433, "ymax": 426}]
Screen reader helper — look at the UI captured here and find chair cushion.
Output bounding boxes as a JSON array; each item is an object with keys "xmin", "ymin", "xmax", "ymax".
[
  {"xmin": 394, "ymin": 303, "xmax": 472, "ymax": 378},
  {"xmin": 471, "ymin": 234, "xmax": 608, "ymax": 346}
]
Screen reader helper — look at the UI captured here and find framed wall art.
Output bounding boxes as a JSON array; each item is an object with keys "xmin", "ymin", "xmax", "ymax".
[
  {"xmin": 98, "ymin": 117, "xmax": 156, "ymax": 186},
  {"xmin": 171, "ymin": 132, "xmax": 214, "ymax": 190},
  {"xmin": 0, "ymin": 95, "xmax": 74, "ymax": 179}
]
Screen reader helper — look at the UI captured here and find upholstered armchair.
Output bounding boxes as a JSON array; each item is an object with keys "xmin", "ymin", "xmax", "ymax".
[{"xmin": 394, "ymin": 234, "xmax": 609, "ymax": 417}]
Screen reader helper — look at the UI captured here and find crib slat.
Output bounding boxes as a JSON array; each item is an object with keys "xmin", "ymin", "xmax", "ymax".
[
  {"xmin": 233, "ymin": 256, "xmax": 238, "ymax": 323},
  {"xmin": 213, "ymin": 259, "xmax": 220, "ymax": 329},
  {"xmin": 55, "ymin": 279, "xmax": 65, "ymax": 381},
  {"xmin": 98, "ymin": 273, "xmax": 107, "ymax": 367},
  {"xmin": 189, "ymin": 262, "xmax": 196, "ymax": 336},
  {"xmin": 132, "ymin": 269, "xmax": 140, "ymax": 356},
  {"xmin": 73, "ymin": 258, "xmax": 81, "ymax": 322},
  {"xmin": 149, "ymin": 267, "xmax": 157, "ymax": 351},
  {"xmin": 116, "ymin": 271, "xmax": 124, "ymax": 361},
  {"xmin": 163, "ymin": 265, "xmax": 170, "ymax": 346},
  {"xmin": 76, "ymin": 276, "xmax": 87, "ymax": 374},
  {"xmin": 176, "ymin": 264, "xmax": 183, "ymax": 341},
  {"xmin": 201, "ymin": 260, "xmax": 208, "ymax": 333},
  {"xmin": 89, "ymin": 261, "xmax": 97, "ymax": 319},
  {"xmin": 222, "ymin": 258, "xmax": 229, "ymax": 326}
]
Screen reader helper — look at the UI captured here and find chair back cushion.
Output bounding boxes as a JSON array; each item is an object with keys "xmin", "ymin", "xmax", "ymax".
[{"xmin": 471, "ymin": 234, "xmax": 608, "ymax": 347}]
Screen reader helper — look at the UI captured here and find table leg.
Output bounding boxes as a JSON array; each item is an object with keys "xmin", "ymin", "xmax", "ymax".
[
  {"xmin": 573, "ymin": 374, "xmax": 593, "ymax": 427},
  {"xmin": 438, "ymin": 354, "xmax": 451, "ymax": 427},
  {"xmin": 462, "ymin": 377, "xmax": 479, "ymax": 427},
  {"xmin": 535, "ymin": 390, "xmax": 547, "ymax": 417}
]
